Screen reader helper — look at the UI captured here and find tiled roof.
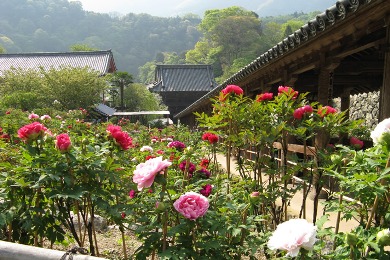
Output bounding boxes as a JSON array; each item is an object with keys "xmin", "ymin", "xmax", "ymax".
[
  {"xmin": 151, "ymin": 64, "xmax": 217, "ymax": 92},
  {"xmin": 174, "ymin": 0, "xmax": 378, "ymax": 118},
  {"xmin": 0, "ymin": 50, "xmax": 116, "ymax": 76}
]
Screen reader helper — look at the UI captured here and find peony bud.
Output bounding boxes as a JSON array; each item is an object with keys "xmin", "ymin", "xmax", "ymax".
[
  {"xmin": 155, "ymin": 201, "xmax": 167, "ymax": 213},
  {"xmin": 376, "ymin": 228, "xmax": 390, "ymax": 247},
  {"xmin": 345, "ymin": 232, "xmax": 358, "ymax": 246},
  {"xmin": 249, "ymin": 191, "xmax": 261, "ymax": 205}
]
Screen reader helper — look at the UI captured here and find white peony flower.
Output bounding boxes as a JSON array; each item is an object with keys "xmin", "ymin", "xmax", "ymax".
[
  {"xmin": 140, "ymin": 145, "xmax": 153, "ymax": 152},
  {"xmin": 370, "ymin": 118, "xmax": 390, "ymax": 145},
  {"xmin": 267, "ymin": 218, "xmax": 317, "ymax": 257}
]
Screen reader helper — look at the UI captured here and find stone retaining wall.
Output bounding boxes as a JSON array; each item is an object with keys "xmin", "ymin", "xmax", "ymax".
[{"xmin": 333, "ymin": 91, "xmax": 379, "ymax": 129}]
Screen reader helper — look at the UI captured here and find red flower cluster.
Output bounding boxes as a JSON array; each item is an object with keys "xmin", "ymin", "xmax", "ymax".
[
  {"xmin": 317, "ymin": 106, "xmax": 337, "ymax": 118},
  {"xmin": 278, "ymin": 86, "xmax": 298, "ymax": 99},
  {"xmin": 106, "ymin": 124, "xmax": 133, "ymax": 150},
  {"xmin": 199, "ymin": 158, "xmax": 209, "ymax": 168},
  {"xmin": 55, "ymin": 133, "xmax": 72, "ymax": 153},
  {"xmin": 17, "ymin": 122, "xmax": 47, "ymax": 142},
  {"xmin": 256, "ymin": 92, "xmax": 273, "ymax": 102},
  {"xmin": 293, "ymin": 105, "xmax": 313, "ymax": 120},
  {"xmin": 0, "ymin": 127, "xmax": 10, "ymax": 142},
  {"xmin": 202, "ymin": 132, "xmax": 219, "ymax": 144}
]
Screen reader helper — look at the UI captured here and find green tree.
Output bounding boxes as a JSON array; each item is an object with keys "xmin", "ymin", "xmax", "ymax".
[
  {"xmin": 107, "ymin": 71, "xmax": 134, "ymax": 110},
  {"xmin": 0, "ymin": 68, "xmax": 48, "ymax": 110},
  {"xmin": 185, "ymin": 7, "xmax": 262, "ymax": 81},
  {"xmin": 138, "ymin": 61, "xmax": 157, "ymax": 84},
  {"xmin": 0, "ymin": 44, "xmax": 5, "ymax": 54},
  {"xmin": 69, "ymin": 43, "xmax": 99, "ymax": 51}
]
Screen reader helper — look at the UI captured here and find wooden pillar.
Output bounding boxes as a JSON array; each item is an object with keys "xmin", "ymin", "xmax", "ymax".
[
  {"xmin": 340, "ymin": 87, "xmax": 352, "ymax": 119},
  {"xmin": 379, "ymin": 17, "xmax": 390, "ymax": 121}
]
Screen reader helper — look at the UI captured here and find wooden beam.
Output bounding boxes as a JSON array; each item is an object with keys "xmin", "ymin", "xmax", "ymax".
[{"xmin": 379, "ymin": 16, "xmax": 390, "ymax": 120}]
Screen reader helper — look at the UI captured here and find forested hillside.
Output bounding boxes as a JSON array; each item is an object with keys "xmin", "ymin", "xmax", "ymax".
[
  {"xmin": 0, "ymin": 0, "xmax": 322, "ymax": 82},
  {"xmin": 0, "ymin": 0, "xmax": 202, "ymax": 76}
]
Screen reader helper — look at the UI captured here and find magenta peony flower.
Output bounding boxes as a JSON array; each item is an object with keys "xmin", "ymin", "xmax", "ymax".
[
  {"xmin": 128, "ymin": 190, "xmax": 136, "ymax": 199},
  {"xmin": 278, "ymin": 86, "xmax": 298, "ymax": 99},
  {"xmin": 55, "ymin": 133, "xmax": 72, "ymax": 153},
  {"xmin": 293, "ymin": 105, "xmax": 313, "ymax": 120},
  {"xmin": 17, "ymin": 122, "xmax": 47, "ymax": 142},
  {"xmin": 179, "ymin": 160, "xmax": 196, "ymax": 175},
  {"xmin": 168, "ymin": 140, "xmax": 186, "ymax": 150},
  {"xmin": 133, "ymin": 156, "xmax": 172, "ymax": 191},
  {"xmin": 256, "ymin": 92, "xmax": 274, "ymax": 102},
  {"xmin": 267, "ymin": 218, "xmax": 317, "ymax": 257},
  {"xmin": 196, "ymin": 168, "xmax": 211, "ymax": 178},
  {"xmin": 173, "ymin": 192, "xmax": 209, "ymax": 220},
  {"xmin": 350, "ymin": 137, "xmax": 364, "ymax": 149},
  {"xmin": 200, "ymin": 184, "xmax": 213, "ymax": 197}
]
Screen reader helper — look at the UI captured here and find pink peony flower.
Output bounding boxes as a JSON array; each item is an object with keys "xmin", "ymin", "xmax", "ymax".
[
  {"xmin": 200, "ymin": 184, "xmax": 213, "ymax": 197},
  {"xmin": 55, "ymin": 133, "xmax": 72, "ymax": 153},
  {"xmin": 173, "ymin": 192, "xmax": 209, "ymax": 220},
  {"xmin": 17, "ymin": 122, "xmax": 47, "ymax": 142},
  {"xmin": 267, "ymin": 218, "xmax": 317, "ymax": 257},
  {"xmin": 293, "ymin": 105, "xmax": 313, "ymax": 120},
  {"xmin": 28, "ymin": 113, "xmax": 39, "ymax": 120},
  {"xmin": 350, "ymin": 137, "xmax": 364, "ymax": 149},
  {"xmin": 256, "ymin": 92, "xmax": 274, "ymax": 102},
  {"xmin": 370, "ymin": 118, "xmax": 390, "ymax": 146},
  {"xmin": 278, "ymin": 86, "xmax": 298, "ymax": 99},
  {"xmin": 317, "ymin": 106, "xmax": 337, "ymax": 117},
  {"xmin": 133, "ymin": 156, "xmax": 172, "ymax": 191}
]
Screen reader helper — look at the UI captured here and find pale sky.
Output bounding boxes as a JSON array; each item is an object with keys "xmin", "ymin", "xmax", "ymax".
[
  {"xmin": 69, "ymin": 0, "xmax": 262, "ymax": 17},
  {"xmin": 69, "ymin": 0, "xmax": 336, "ymax": 17}
]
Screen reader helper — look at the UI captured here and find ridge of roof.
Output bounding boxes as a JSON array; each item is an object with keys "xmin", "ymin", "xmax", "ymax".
[
  {"xmin": 0, "ymin": 49, "xmax": 113, "ymax": 57},
  {"xmin": 174, "ymin": 0, "xmax": 380, "ymax": 119}
]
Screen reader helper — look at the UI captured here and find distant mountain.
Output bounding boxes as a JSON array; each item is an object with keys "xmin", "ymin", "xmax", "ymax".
[{"xmin": 130, "ymin": 0, "xmax": 338, "ymax": 18}]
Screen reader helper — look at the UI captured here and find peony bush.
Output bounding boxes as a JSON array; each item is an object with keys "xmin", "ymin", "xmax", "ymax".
[{"xmin": 0, "ymin": 84, "xmax": 389, "ymax": 259}]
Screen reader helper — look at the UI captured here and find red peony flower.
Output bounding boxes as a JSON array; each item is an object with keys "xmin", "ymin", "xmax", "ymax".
[
  {"xmin": 293, "ymin": 105, "xmax": 313, "ymax": 120},
  {"xmin": 17, "ymin": 122, "xmax": 47, "ymax": 142},
  {"xmin": 111, "ymin": 130, "xmax": 133, "ymax": 150},
  {"xmin": 256, "ymin": 92, "xmax": 274, "ymax": 102},
  {"xmin": 202, "ymin": 132, "xmax": 219, "ymax": 144},
  {"xmin": 220, "ymin": 85, "xmax": 243, "ymax": 101},
  {"xmin": 106, "ymin": 124, "xmax": 122, "ymax": 135},
  {"xmin": 350, "ymin": 137, "xmax": 364, "ymax": 149},
  {"xmin": 200, "ymin": 158, "xmax": 209, "ymax": 168},
  {"xmin": 55, "ymin": 133, "xmax": 72, "ymax": 153},
  {"xmin": 317, "ymin": 106, "xmax": 337, "ymax": 118},
  {"xmin": 278, "ymin": 86, "xmax": 298, "ymax": 99}
]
